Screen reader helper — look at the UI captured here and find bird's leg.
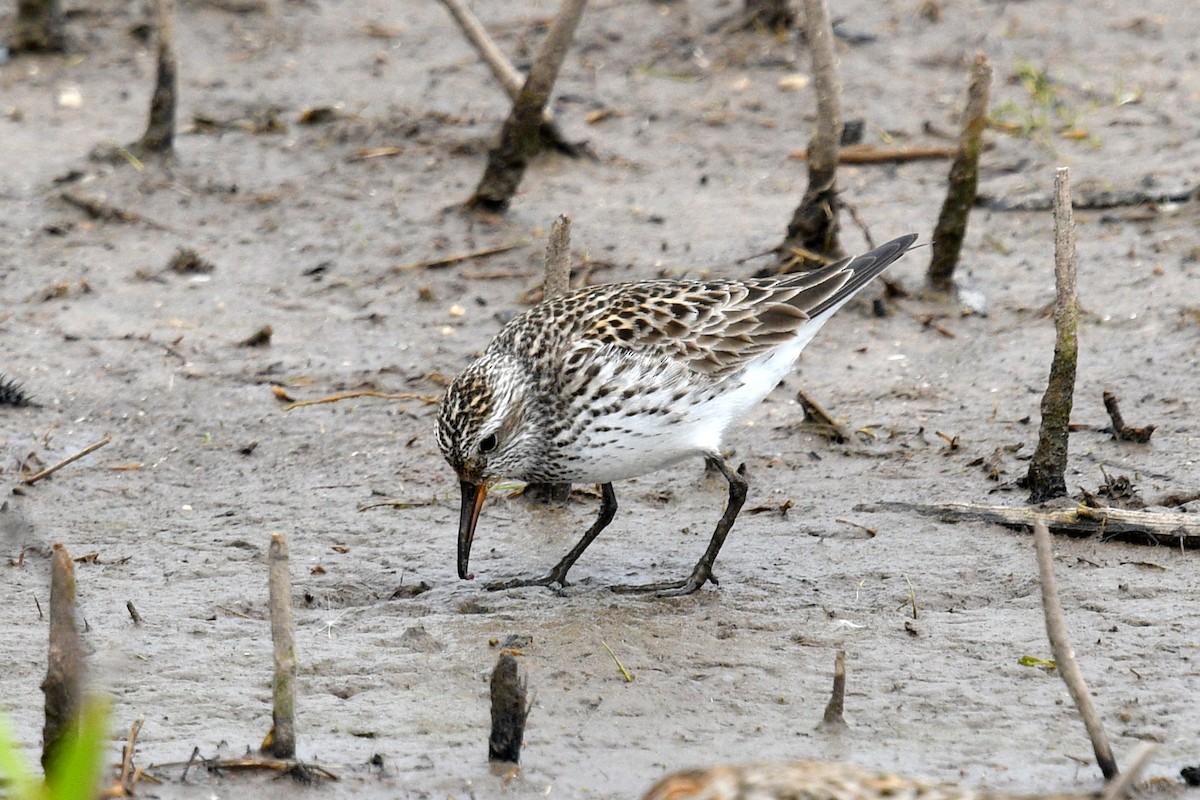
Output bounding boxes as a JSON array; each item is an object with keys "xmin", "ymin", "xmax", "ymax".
[
  {"xmin": 612, "ymin": 456, "xmax": 747, "ymax": 596},
  {"xmin": 486, "ymin": 483, "xmax": 618, "ymax": 591}
]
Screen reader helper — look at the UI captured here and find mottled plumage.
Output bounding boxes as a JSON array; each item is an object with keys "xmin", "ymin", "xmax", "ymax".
[
  {"xmin": 639, "ymin": 761, "xmax": 1095, "ymax": 800},
  {"xmin": 437, "ymin": 234, "xmax": 917, "ymax": 595}
]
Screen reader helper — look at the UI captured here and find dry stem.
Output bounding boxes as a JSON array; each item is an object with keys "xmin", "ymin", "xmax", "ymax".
[
  {"xmin": 268, "ymin": 533, "xmax": 297, "ymax": 759},
  {"xmin": 928, "ymin": 53, "xmax": 992, "ymax": 293},
  {"xmin": 117, "ymin": 717, "xmax": 145, "ymax": 793},
  {"xmin": 1026, "ymin": 168, "xmax": 1079, "ymax": 502},
  {"xmin": 1032, "ymin": 519, "xmax": 1117, "ymax": 780},
  {"xmin": 1102, "ymin": 390, "xmax": 1156, "ymax": 443},
  {"xmin": 392, "ymin": 241, "xmax": 526, "ymax": 272},
  {"xmin": 796, "ymin": 389, "xmax": 849, "ymax": 443},
  {"xmin": 856, "ymin": 500, "xmax": 1200, "ymax": 549},
  {"xmin": 489, "ymin": 652, "xmax": 529, "ymax": 763},
  {"xmin": 526, "ymin": 215, "xmax": 575, "ymax": 504},
  {"xmin": 543, "ymin": 214, "xmax": 572, "ymax": 298},
  {"xmin": 283, "ymin": 390, "xmax": 439, "ymax": 411},
  {"xmin": 790, "ymin": 143, "xmax": 993, "ymax": 164},
  {"xmin": 24, "ymin": 434, "xmax": 112, "ymax": 485},
  {"xmin": 134, "ymin": 0, "xmax": 176, "ymax": 155},
  {"xmin": 818, "ymin": 649, "xmax": 847, "ymax": 731},
  {"xmin": 435, "ymin": 0, "xmax": 576, "ymax": 156},
  {"xmin": 468, "ymin": 0, "xmax": 590, "ymax": 210},
  {"xmin": 42, "ymin": 543, "xmax": 84, "ymax": 772},
  {"xmin": 780, "ymin": 0, "xmax": 842, "ymax": 263}
]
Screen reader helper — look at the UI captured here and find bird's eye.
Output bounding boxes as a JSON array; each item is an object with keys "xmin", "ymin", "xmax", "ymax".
[{"xmin": 479, "ymin": 433, "xmax": 499, "ymax": 454}]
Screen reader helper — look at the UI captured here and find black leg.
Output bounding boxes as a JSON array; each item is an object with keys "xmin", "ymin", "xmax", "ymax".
[
  {"xmin": 612, "ymin": 456, "xmax": 747, "ymax": 596},
  {"xmin": 486, "ymin": 483, "xmax": 618, "ymax": 591}
]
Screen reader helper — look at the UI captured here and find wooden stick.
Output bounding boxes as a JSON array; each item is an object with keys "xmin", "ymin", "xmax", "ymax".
[
  {"xmin": 978, "ymin": 183, "xmax": 1195, "ymax": 213},
  {"xmin": 1102, "ymin": 390, "xmax": 1155, "ymax": 443},
  {"xmin": 435, "ymin": 0, "xmax": 580, "ymax": 157},
  {"xmin": 268, "ymin": 533, "xmax": 297, "ymax": 759},
  {"xmin": 437, "ymin": 0, "xmax": 538, "ymax": 106},
  {"xmin": 779, "ymin": 0, "xmax": 842, "ymax": 264},
  {"xmin": 23, "ymin": 434, "xmax": 112, "ymax": 485},
  {"xmin": 796, "ymin": 389, "xmax": 849, "ymax": 443},
  {"xmin": 154, "ymin": 755, "xmax": 338, "ymax": 780},
  {"xmin": 1032, "ymin": 518, "xmax": 1118, "ymax": 780},
  {"xmin": 543, "ymin": 214, "xmax": 572, "ymax": 299},
  {"xmin": 60, "ymin": 191, "xmax": 173, "ymax": 231},
  {"xmin": 283, "ymin": 390, "xmax": 439, "ymax": 411},
  {"xmin": 1026, "ymin": 167, "xmax": 1079, "ymax": 502},
  {"xmin": 1101, "ymin": 743, "xmax": 1156, "ymax": 800},
  {"xmin": 818, "ymin": 650, "xmax": 847, "ymax": 731},
  {"xmin": 134, "ymin": 0, "xmax": 176, "ymax": 155},
  {"xmin": 855, "ymin": 501, "xmax": 1200, "ymax": 550},
  {"xmin": 789, "ymin": 143, "xmax": 993, "ymax": 164},
  {"xmin": 468, "ymin": 0, "xmax": 590, "ymax": 210},
  {"xmin": 392, "ymin": 241, "xmax": 527, "ymax": 272},
  {"xmin": 526, "ymin": 215, "xmax": 575, "ymax": 504},
  {"xmin": 928, "ymin": 53, "xmax": 992, "ymax": 293},
  {"xmin": 42, "ymin": 543, "xmax": 84, "ymax": 772},
  {"xmin": 488, "ymin": 652, "xmax": 529, "ymax": 763},
  {"xmin": 119, "ymin": 717, "xmax": 145, "ymax": 792}
]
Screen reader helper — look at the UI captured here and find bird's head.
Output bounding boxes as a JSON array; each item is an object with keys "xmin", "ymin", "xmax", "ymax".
[{"xmin": 435, "ymin": 352, "xmax": 540, "ymax": 579}]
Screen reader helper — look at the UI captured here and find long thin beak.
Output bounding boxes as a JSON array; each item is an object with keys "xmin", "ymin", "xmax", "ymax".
[{"xmin": 457, "ymin": 481, "xmax": 487, "ymax": 579}]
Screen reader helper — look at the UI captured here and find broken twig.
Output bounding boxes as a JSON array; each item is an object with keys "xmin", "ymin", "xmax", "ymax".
[
  {"xmin": 978, "ymin": 184, "xmax": 1196, "ymax": 213},
  {"xmin": 283, "ymin": 390, "xmax": 439, "ymax": 411},
  {"xmin": 468, "ymin": 0, "xmax": 590, "ymax": 210},
  {"xmin": 1026, "ymin": 168, "xmax": 1079, "ymax": 503},
  {"xmin": 1033, "ymin": 518, "xmax": 1117, "ymax": 780},
  {"xmin": 779, "ymin": 0, "xmax": 843, "ymax": 266},
  {"xmin": 392, "ymin": 241, "xmax": 527, "ymax": 272},
  {"xmin": 795, "ymin": 389, "xmax": 849, "ymax": 443},
  {"xmin": 489, "ymin": 652, "xmax": 530, "ymax": 763},
  {"xmin": 1102, "ymin": 391, "xmax": 1155, "ymax": 443},
  {"xmin": 42, "ymin": 543, "xmax": 84, "ymax": 772},
  {"xmin": 23, "ymin": 434, "xmax": 112, "ymax": 485},
  {"xmin": 855, "ymin": 501, "xmax": 1200, "ymax": 550},
  {"xmin": 60, "ymin": 191, "xmax": 172, "ymax": 231},
  {"xmin": 526, "ymin": 215, "xmax": 575, "ymax": 504},
  {"xmin": 116, "ymin": 717, "xmax": 145, "ymax": 794},
  {"xmin": 135, "ymin": 0, "xmax": 176, "ymax": 155},
  {"xmin": 267, "ymin": 533, "xmax": 297, "ymax": 759},
  {"xmin": 436, "ymin": 0, "xmax": 579, "ymax": 156},
  {"xmin": 817, "ymin": 649, "xmax": 847, "ymax": 731},
  {"xmin": 789, "ymin": 143, "xmax": 993, "ymax": 164},
  {"xmin": 542, "ymin": 214, "xmax": 572, "ymax": 299},
  {"xmin": 928, "ymin": 53, "xmax": 992, "ymax": 294}
]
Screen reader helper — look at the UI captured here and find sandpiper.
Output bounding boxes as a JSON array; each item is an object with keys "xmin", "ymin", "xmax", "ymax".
[
  {"xmin": 436, "ymin": 234, "xmax": 917, "ymax": 595},
  {"xmin": 639, "ymin": 760, "xmax": 1093, "ymax": 800}
]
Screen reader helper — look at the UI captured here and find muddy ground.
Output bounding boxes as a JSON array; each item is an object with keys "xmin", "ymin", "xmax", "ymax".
[{"xmin": 2, "ymin": 0, "xmax": 1199, "ymax": 797}]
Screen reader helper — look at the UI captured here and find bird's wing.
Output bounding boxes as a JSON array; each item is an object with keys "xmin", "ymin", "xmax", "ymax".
[
  {"xmin": 561, "ymin": 234, "xmax": 919, "ymax": 379},
  {"xmin": 490, "ymin": 235, "xmax": 916, "ymax": 380}
]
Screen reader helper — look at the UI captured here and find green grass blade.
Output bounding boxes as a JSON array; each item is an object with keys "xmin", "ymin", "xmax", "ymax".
[
  {"xmin": 44, "ymin": 697, "xmax": 109, "ymax": 800},
  {"xmin": 0, "ymin": 708, "xmax": 43, "ymax": 800}
]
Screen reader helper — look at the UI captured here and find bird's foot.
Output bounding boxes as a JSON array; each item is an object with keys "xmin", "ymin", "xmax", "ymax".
[
  {"xmin": 485, "ymin": 572, "xmax": 569, "ymax": 593},
  {"xmin": 610, "ymin": 568, "xmax": 718, "ymax": 597}
]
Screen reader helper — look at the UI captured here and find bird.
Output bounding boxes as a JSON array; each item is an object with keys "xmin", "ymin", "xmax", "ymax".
[
  {"xmin": 638, "ymin": 760, "xmax": 1096, "ymax": 800},
  {"xmin": 436, "ymin": 234, "xmax": 917, "ymax": 595}
]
